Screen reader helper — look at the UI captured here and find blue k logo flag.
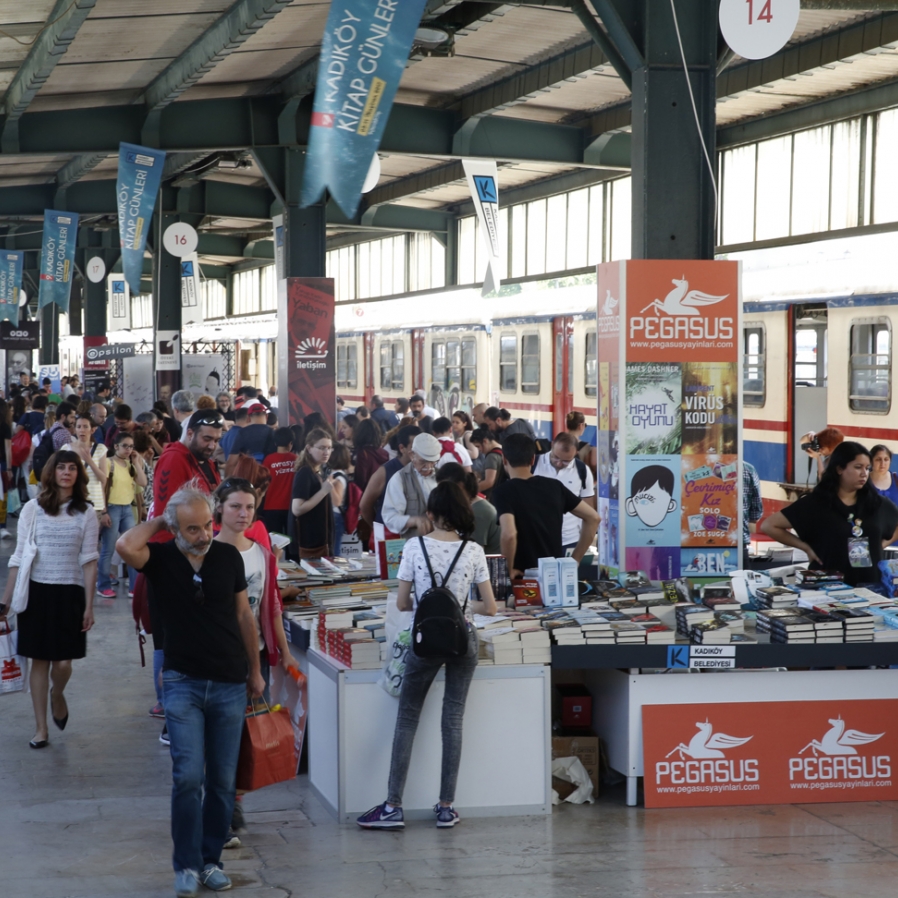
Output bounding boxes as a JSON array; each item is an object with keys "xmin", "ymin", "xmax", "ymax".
[
  {"xmin": 0, "ymin": 250, "xmax": 23, "ymax": 325},
  {"xmin": 300, "ymin": 0, "xmax": 430, "ymax": 218},
  {"xmin": 38, "ymin": 210, "xmax": 79, "ymax": 312},
  {"xmin": 117, "ymin": 142, "xmax": 165, "ymax": 295}
]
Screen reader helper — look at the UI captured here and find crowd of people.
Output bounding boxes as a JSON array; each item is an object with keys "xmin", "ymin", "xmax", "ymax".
[{"xmin": 0, "ymin": 374, "xmax": 602, "ymax": 897}]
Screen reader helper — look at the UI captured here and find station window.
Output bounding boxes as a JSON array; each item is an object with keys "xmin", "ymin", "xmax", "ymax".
[
  {"xmin": 521, "ymin": 333, "xmax": 540, "ymax": 394},
  {"xmin": 337, "ymin": 342, "xmax": 357, "ymax": 389},
  {"xmin": 585, "ymin": 330, "xmax": 597, "ymax": 397},
  {"xmin": 849, "ymin": 320, "xmax": 891, "ymax": 413},
  {"xmin": 500, "ymin": 335, "xmax": 517, "ymax": 392},
  {"xmin": 743, "ymin": 325, "xmax": 765, "ymax": 408},
  {"xmin": 380, "ymin": 341, "xmax": 404, "ymax": 392},
  {"xmin": 461, "ymin": 338, "xmax": 476, "ymax": 392}
]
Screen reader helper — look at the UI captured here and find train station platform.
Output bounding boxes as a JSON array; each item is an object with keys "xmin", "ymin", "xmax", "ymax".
[{"xmin": 3, "ymin": 520, "xmax": 898, "ymax": 898}]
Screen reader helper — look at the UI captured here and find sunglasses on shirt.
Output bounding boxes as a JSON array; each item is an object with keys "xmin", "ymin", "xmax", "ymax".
[{"xmin": 192, "ymin": 573, "xmax": 204, "ymax": 605}]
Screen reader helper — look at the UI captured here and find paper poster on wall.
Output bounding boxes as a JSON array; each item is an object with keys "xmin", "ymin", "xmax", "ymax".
[
  {"xmin": 625, "ymin": 455, "xmax": 681, "ymax": 548},
  {"xmin": 609, "ymin": 432, "xmax": 620, "ymax": 500},
  {"xmin": 38, "ymin": 365, "xmax": 61, "ymax": 394},
  {"xmin": 598, "ymin": 497, "xmax": 609, "ymax": 566},
  {"xmin": 181, "ymin": 354, "xmax": 224, "ymax": 396},
  {"xmin": 624, "ymin": 547, "xmax": 679, "ymax": 582},
  {"xmin": 597, "ymin": 431, "xmax": 610, "ymax": 499},
  {"xmin": 625, "ymin": 362, "xmax": 681, "ymax": 455},
  {"xmin": 608, "ymin": 501, "xmax": 620, "ymax": 574},
  {"xmin": 123, "ymin": 354, "xmax": 154, "ymax": 412},
  {"xmin": 681, "ymin": 362, "xmax": 738, "ymax": 455},
  {"xmin": 599, "ymin": 362, "xmax": 609, "ymax": 431},
  {"xmin": 155, "ymin": 330, "xmax": 180, "ymax": 372},
  {"xmin": 681, "ymin": 454, "xmax": 739, "ymax": 547},
  {"xmin": 680, "ymin": 547, "xmax": 738, "ymax": 577}
]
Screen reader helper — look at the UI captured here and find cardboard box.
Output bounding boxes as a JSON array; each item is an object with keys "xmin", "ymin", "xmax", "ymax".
[
  {"xmin": 552, "ymin": 732, "xmax": 600, "ymax": 797},
  {"xmin": 539, "ymin": 557, "xmax": 561, "ymax": 607},
  {"xmin": 555, "ymin": 683, "xmax": 592, "ymax": 728},
  {"xmin": 558, "ymin": 557, "xmax": 579, "ymax": 606}
]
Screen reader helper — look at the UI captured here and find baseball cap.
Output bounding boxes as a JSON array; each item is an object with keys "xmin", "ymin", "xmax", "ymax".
[
  {"xmin": 412, "ymin": 432, "xmax": 441, "ymax": 462},
  {"xmin": 246, "ymin": 402, "xmax": 267, "ymax": 415},
  {"xmin": 187, "ymin": 410, "xmax": 224, "ymax": 431}
]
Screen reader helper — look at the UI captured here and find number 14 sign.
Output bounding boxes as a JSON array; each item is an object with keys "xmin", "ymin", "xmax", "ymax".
[{"xmin": 719, "ymin": 0, "xmax": 799, "ymax": 60}]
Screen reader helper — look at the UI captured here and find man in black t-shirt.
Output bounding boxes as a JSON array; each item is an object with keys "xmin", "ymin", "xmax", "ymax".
[
  {"xmin": 492, "ymin": 434, "xmax": 600, "ymax": 577},
  {"xmin": 117, "ymin": 485, "xmax": 264, "ymax": 896},
  {"xmin": 227, "ymin": 402, "xmax": 276, "ymax": 462}
]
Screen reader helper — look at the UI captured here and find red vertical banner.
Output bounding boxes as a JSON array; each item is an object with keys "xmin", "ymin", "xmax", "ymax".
[{"xmin": 286, "ymin": 278, "xmax": 335, "ymax": 427}]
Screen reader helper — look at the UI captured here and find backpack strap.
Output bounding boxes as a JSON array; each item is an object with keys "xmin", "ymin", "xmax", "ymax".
[
  {"xmin": 418, "ymin": 536, "xmax": 469, "ymax": 590},
  {"xmin": 575, "ymin": 457, "xmax": 587, "ymax": 491}
]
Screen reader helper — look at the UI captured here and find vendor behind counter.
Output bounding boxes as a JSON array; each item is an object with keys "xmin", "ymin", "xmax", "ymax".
[{"xmin": 761, "ymin": 441, "xmax": 898, "ymax": 587}]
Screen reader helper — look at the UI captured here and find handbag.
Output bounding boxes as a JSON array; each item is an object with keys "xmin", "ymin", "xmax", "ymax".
[
  {"xmin": 380, "ymin": 625, "xmax": 412, "ymax": 697},
  {"xmin": 0, "ymin": 620, "xmax": 28, "ymax": 694},
  {"xmin": 7, "ymin": 487, "xmax": 21, "ymax": 516},
  {"xmin": 10, "ymin": 501, "xmax": 38, "ymax": 614},
  {"xmin": 235, "ymin": 701, "xmax": 297, "ymax": 791}
]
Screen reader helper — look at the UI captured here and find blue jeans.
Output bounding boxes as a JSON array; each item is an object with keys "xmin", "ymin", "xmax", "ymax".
[
  {"xmin": 333, "ymin": 511, "xmax": 345, "ymax": 556},
  {"xmin": 153, "ymin": 649, "xmax": 164, "ymax": 704},
  {"xmin": 162, "ymin": 671, "xmax": 246, "ymax": 873},
  {"xmin": 387, "ymin": 627, "xmax": 478, "ymax": 806},
  {"xmin": 98, "ymin": 504, "xmax": 137, "ymax": 592}
]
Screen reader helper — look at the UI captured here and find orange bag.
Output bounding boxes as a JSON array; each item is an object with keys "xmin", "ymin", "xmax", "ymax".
[{"xmin": 235, "ymin": 703, "xmax": 297, "ymax": 791}]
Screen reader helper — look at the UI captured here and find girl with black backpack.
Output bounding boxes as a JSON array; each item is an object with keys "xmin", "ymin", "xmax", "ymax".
[{"xmin": 357, "ymin": 481, "xmax": 496, "ymax": 831}]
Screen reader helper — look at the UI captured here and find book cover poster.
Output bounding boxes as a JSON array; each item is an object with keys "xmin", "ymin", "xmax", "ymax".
[
  {"xmin": 680, "ymin": 547, "xmax": 737, "ymax": 577},
  {"xmin": 625, "ymin": 455, "xmax": 681, "ymax": 547},
  {"xmin": 681, "ymin": 454, "xmax": 739, "ymax": 547},
  {"xmin": 625, "ymin": 546, "xmax": 679, "ymax": 582},
  {"xmin": 598, "ymin": 497, "xmax": 610, "ymax": 567},
  {"xmin": 610, "ymin": 360, "xmax": 620, "ymax": 431},
  {"xmin": 625, "ymin": 362, "xmax": 682, "ymax": 455},
  {"xmin": 599, "ymin": 362, "xmax": 610, "ymax": 431},
  {"xmin": 609, "ymin": 432, "xmax": 620, "ymax": 500},
  {"xmin": 608, "ymin": 501, "xmax": 620, "ymax": 572},
  {"xmin": 384, "ymin": 538, "xmax": 407, "ymax": 580},
  {"xmin": 681, "ymin": 362, "xmax": 738, "ymax": 455},
  {"xmin": 598, "ymin": 431, "xmax": 610, "ymax": 499}
]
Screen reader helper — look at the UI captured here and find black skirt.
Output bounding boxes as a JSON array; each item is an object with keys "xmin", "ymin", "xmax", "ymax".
[{"xmin": 16, "ymin": 580, "xmax": 87, "ymax": 661}]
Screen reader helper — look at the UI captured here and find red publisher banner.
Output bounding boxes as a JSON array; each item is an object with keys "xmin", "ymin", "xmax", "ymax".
[
  {"xmin": 643, "ymin": 699, "xmax": 898, "ymax": 808},
  {"xmin": 283, "ymin": 278, "xmax": 335, "ymax": 427},
  {"xmin": 83, "ymin": 335, "xmax": 109, "ymax": 371}
]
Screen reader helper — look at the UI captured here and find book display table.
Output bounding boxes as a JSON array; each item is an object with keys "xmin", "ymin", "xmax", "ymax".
[
  {"xmin": 552, "ymin": 646, "xmax": 898, "ymax": 807},
  {"xmin": 305, "ymin": 647, "xmax": 552, "ymax": 821}
]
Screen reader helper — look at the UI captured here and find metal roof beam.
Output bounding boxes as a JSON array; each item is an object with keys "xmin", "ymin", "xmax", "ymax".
[
  {"xmin": 141, "ymin": 0, "xmax": 293, "ymax": 146},
  {"xmin": 53, "ymin": 152, "xmax": 107, "ymax": 207},
  {"xmin": 1, "ymin": 0, "xmax": 97, "ymax": 153}
]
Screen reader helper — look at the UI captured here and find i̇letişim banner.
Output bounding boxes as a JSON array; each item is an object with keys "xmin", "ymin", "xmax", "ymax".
[
  {"xmin": 0, "ymin": 250, "xmax": 23, "ymax": 325},
  {"xmin": 300, "ymin": 0, "xmax": 429, "ymax": 218},
  {"xmin": 117, "ymin": 142, "xmax": 165, "ymax": 295},
  {"xmin": 38, "ymin": 210, "xmax": 79, "ymax": 312}
]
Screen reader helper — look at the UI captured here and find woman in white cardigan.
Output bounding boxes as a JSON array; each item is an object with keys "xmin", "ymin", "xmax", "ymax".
[{"xmin": 0, "ymin": 448, "xmax": 99, "ymax": 748}]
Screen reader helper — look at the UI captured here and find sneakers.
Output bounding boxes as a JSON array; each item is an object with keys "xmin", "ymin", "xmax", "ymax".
[
  {"xmin": 199, "ymin": 864, "xmax": 231, "ymax": 891},
  {"xmin": 223, "ymin": 830, "xmax": 241, "ymax": 850},
  {"xmin": 159, "ymin": 725, "xmax": 170, "ymax": 746},
  {"xmin": 128, "ymin": 590, "xmax": 135, "ymax": 598},
  {"xmin": 96, "ymin": 588, "xmax": 116, "ymax": 598},
  {"xmin": 356, "ymin": 802, "xmax": 404, "ymax": 830},
  {"xmin": 0, "ymin": 528, "xmax": 11, "ymax": 539},
  {"xmin": 174, "ymin": 868, "xmax": 199, "ymax": 897},
  {"xmin": 434, "ymin": 804, "xmax": 460, "ymax": 828},
  {"xmin": 149, "ymin": 702, "xmax": 165, "ymax": 719}
]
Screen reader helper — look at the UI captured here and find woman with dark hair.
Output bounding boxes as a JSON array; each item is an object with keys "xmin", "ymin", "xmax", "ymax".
[
  {"xmin": 870, "ymin": 444, "xmax": 898, "ymax": 509},
  {"xmin": 436, "ymin": 462, "xmax": 501, "ymax": 554},
  {"xmin": 0, "ymin": 449, "xmax": 99, "ymax": 747},
  {"xmin": 357, "ymin": 481, "xmax": 496, "ymax": 831},
  {"xmin": 291, "ymin": 428, "xmax": 335, "ymax": 558},
  {"xmin": 762, "ymin": 440, "xmax": 898, "ymax": 585},
  {"xmin": 353, "ymin": 418, "xmax": 388, "ymax": 492}
]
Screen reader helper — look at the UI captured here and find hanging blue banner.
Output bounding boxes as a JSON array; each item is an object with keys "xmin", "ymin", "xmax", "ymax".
[
  {"xmin": 38, "ymin": 210, "xmax": 79, "ymax": 312},
  {"xmin": 117, "ymin": 142, "xmax": 166, "ymax": 295},
  {"xmin": 0, "ymin": 250, "xmax": 23, "ymax": 325},
  {"xmin": 300, "ymin": 0, "xmax": 429, "ymax": 218}
]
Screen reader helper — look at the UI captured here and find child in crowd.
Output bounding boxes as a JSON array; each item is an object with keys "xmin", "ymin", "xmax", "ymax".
[{"xmin": 261, "ymin": 427, "xmax": 297, "ymax": 537}]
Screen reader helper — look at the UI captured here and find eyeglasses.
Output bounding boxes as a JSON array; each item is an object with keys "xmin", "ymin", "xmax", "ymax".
[
  {"xmin": 219, "ymin": 478, "xmax": 254, "ymax": 493},
  {"xmin": 192, "ymin": 573, "xmax": 204, "ymax": 604}
]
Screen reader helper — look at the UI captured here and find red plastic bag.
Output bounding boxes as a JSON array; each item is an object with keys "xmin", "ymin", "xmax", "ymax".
[
  {"xmin": 235, "ymin": 704, "xmax": 297, "ymax": 791},
  {"xmin": 11, "ymin": 429, "xmax": 31, "ymax": 468}
]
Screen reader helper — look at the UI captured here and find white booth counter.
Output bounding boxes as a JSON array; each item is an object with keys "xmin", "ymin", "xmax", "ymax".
[{"xmin": 306, "ymin": 647, "xmax": 553, "ymax": 822}]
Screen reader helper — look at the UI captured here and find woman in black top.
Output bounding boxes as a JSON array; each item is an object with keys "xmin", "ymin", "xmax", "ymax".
[
  {"xmin": 762, "ymin": 441, "xmax": 898, "ymax": 586},
  {"xmin": 291, "ymin": 427, "xmax": 336, "ymax": 558}
]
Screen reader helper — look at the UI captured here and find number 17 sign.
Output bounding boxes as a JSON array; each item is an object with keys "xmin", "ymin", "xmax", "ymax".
[{"xmin": 719, "ymin": 0, "xmax": 799, "ymax": 61}]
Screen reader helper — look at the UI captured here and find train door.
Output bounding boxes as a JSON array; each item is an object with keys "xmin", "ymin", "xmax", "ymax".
[
  {"xmin": 552, "ymin": 316, "xmax": 573, "ymax": 434},
  {"xmin": 792, "ymin": 305, "xmax": 828, "ymax": 485},
  {"xmin": 363, "ymin": 332, "xmax": 375, "ymax": 400}
]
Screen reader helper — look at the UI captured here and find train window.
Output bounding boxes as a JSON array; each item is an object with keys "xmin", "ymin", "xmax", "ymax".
[
  {"xmin": 500, "ymin": 335, "xmax": 517, "ymax": 392},
  {"xmin": 850, "ymin": 321, "xmax": 891, "ymax": 412},
  {"xmin": 743, "ymin": 326, "xmax": 765, "ymax": 407},
  {"xmin": 585, "ymin": 331, "xmax": 597, "ymax": 397},
  {"xmin": 462, "ymin": 339, "xmax": 476, "ymax": 392},
  {"xmin": 380, "ymin": 340, "xmax": 404, "ymax": 391},
  {"xmin": 521, "ymin": 333, "xmax": 540, "ymax": 394},
  {"xmin": 390, "ymin": 341, "xmax": 404, "ymax": 391},
  {"xmin": 446, "ymin": 340, "xmax": 461, "ymax": 390},
  {"xmin": 555, "ymin": 332, "xmax": 563, "ymax": 393},
  {"xmin": 380, "ymin": 343, "xmax": 391, "ymax": 391},
  {"xmin": 432, "ymin": 341, "xmax": 446, "ymax": 390},
  {"xmin": 337, "ymin": 342, "xmax": 358, "ymax": 389}
]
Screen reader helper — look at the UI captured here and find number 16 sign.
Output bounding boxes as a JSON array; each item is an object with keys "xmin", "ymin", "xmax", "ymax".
[{"xmin": 719, "ymin": 0, "xmax": 799, "ymax": 60}]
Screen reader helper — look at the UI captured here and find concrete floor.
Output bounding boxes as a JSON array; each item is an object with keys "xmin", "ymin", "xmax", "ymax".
[{"xmin": 4, "ymin": 521, "xmax": 898, "ymax": 896}]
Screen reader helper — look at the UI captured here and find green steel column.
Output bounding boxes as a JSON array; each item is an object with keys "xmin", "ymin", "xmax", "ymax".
[
  {"xmin": 283, "ymin": 148, "xmax": 326, "ymax": 277},
  {"xmin": 153, "ymin": 187, "xmax": 182, "ymax": 398},
  {"xmin": 83, "ymin": 247, "xmax": 120, "ymax": 337},
  {"xmin": 39, "ymin": 302, "xmax": 59, "ymax": 365}
]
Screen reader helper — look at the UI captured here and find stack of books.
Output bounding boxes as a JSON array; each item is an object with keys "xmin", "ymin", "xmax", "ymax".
[
  {"xmin": 802, "ymin": 610, "xmax": 845, "ymax": 644},
  {"xmin": 609, "ymin": 621, "xmax": 646, "ymax": 644},
  {"xmin": 827, "ymin": 605, "xmax": 876, "ymax": 642},
  {"xmin": 755, "ymin": 586, "xmax": 800, "ymax": 610},
  {"xmin": 675, "ymin": 603, "xmax": 714, "ymax": 636},
  {"xmin": 630, "ymin": 613, "xmax": 676, "ymax": 644},
  {"xmin": 767, "ymin": 615, "xmax": 816, "ymax": 644},
  {"xmin": 322, "ymin": 627, "xmax": 382, "ymax": 668},
  {"xmin": 690, "ymin": 618, "xmax": 732, "ymax": 644},
  {"xmin": 479, "ymin": 627, "xmax": 524, "ymax": 665}
]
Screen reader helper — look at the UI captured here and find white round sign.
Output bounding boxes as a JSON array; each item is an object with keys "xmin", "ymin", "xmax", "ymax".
[
  {"xmin": 86, "ymin": 255, "xmax": 106, "ymax": 283},
  {"xmin": 162, "ymin": 222, "xmax": 198, "ymax": 258},
  {"xmin": 719, "ymin": 0, "xmax": 799, "ymax": 61},
  {"xmin": 361, "ymin": 154, "xmax": 381, "ymax": 194}
]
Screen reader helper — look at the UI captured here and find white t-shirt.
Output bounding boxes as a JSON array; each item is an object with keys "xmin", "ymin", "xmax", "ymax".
[
  {"xmin": 240, "ymin": 541, "xmax": 267, "ymax": 651},
  {"xmin": 533, "ymin": 453, "xmax": 596, "ymax": 545},
  {"xmin": 397, "ymin": 536, "xmax": 489, "ymax": 622},
  {"xmin": 436, "ymin": 437, "xmax": 472, "ymax": 470}
]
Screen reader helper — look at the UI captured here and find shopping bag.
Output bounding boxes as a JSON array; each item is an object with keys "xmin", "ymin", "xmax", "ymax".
[
  {"xmin": 379, "ymin": 625, "xmax": 411, "ymax": 698},
  {"xmin": 6, "ymin": 487, "xmax": 20, "ymax": 516},
  {"xmin": 235, "ymin": 703, "xmax": 297, "ymax": 791},
  {"xmin": 0, "ymin": 625, "xmax": 28, "ymax": 694}
]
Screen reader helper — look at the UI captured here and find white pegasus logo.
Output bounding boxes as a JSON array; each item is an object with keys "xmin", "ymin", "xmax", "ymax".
[
  {"xmin": 601, "ymin": 289, "xmax": 619, "ymax": 316},
  {"xmin": 798, "ymin": 716, "xmax": 884, "ymax": 757},
  {"xmin": 294, "ymin": 337, "xmax": 328, "ymax": 359},
  {"xmin": 665, "ymin": 720, "xmax": 753, "ymax": 760},
  {"xmin": 640, "ymin": 278, "xmax": 728, "ymax": 317}
]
